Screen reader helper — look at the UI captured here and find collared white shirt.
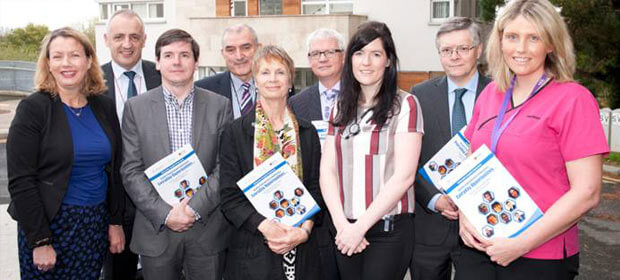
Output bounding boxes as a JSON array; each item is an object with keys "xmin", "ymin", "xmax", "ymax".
[
  {"xmin": 111, "ymin": 60, "xmax": 148, "ymax": 122},
  {"xmin": 162, "ymin": 86, "xmax": 195, "ymax": 152},
  {"xmin": 318, "ymin": 81, "xmax": 341, "ymax": 121},
  {"xmin": 229, "ymin": 73, "xmax": 256, "ymax": 119},
  {"xmin": 446, "ymin": 70, "xmax": 479, "ymax": 131}
]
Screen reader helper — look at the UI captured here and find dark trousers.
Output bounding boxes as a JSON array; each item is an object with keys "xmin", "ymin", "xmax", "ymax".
[
  {"xmin": 454, "ymin": 246, "xmax": 579, "ymax": 280},
  {"xmin": 411, "ymin": 221, "xmax": 460, "ymax": 280},
  {"xmin": 316, "ymin": 215, "xmax": 341, "ymax": 280},
  {"xmin": 334, "ymin": 214, "xmax": 414, "ymax": 280},
  {"xmin": 103, "ymin": 222, "xmax": 139, "ymax": 280}
]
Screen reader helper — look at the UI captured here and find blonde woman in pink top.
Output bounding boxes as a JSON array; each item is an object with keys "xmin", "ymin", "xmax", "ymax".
[{"xmin": 457, "ymin": 1, "xmax": 609, "ymax": 279}]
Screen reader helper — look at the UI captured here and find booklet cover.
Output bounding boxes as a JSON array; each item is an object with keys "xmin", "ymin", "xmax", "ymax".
[
  {"xmin": 311, "ymin": 120, "xmax": 329, "ymax": 150},
  {"xmin": 237, "ymin": 153, "xmax": 320, "ymax": 227},
  {"xmin": 144, "ymin": 144, "xmax": 208, "ymax": 206},
  {"xmin": 419, "ymin": 127, "xmax": 470, "ymax": 188},
  {"xmin": 439, "ymin": 145, "xmax": 544, "ymax": 239}
]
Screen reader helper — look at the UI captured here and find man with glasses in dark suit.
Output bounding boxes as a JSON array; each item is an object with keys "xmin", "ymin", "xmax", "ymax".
[{"xmin": 411, "ymin": 17, "xmax": 491, "ymax": 280}]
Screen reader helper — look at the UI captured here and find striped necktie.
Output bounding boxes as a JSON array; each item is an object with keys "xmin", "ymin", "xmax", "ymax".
[
  {"xmin": 323, "ymin": 89, "xmax": 338, "ymax": 120},
  {"xmin": 240, "ymin": 82, "xmax": 253, "ymax": 115}
]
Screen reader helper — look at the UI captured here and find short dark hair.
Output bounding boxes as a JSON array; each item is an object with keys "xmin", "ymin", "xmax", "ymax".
[
  {"xmin": 155, "ymin": 29, "xmax": 200, "ymax": 61},
  {"xmin": 333, "ymin": 21, "xmax": 400, "ymax": 128}
]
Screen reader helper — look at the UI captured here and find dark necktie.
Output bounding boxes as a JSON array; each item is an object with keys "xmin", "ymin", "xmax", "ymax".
[
  {"xmin": 124, "ymin": 71, "xmax": 137, "ymax": 99},
  {"xmin": 240, "ymin": 82, "xmax": 253, "ymax": 115},
  {"xmin": 452, "ymin": 88, "xmax": 467, "ymax": 136}
]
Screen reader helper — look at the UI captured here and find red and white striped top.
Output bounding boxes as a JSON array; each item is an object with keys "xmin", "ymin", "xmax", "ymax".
[{"xmin": 327, "ymin": 90, "xmax": 424, "ymax": 219}]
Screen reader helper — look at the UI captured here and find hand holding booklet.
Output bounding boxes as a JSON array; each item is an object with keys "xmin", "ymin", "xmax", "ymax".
[
  {"xmin": 438, "ymin": 144, "xmax": 543, "ymax": 239},
  {"xmin": 237, "ymin": 153, "xmax": 320, "ymax": 227},
  {"xmin": 144, "ymin": 144, "xmax": 208, "ymax": 206}
]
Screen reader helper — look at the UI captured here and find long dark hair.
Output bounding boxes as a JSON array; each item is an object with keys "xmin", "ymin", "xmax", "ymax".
[{"xmin": 333, "ymin": 21, "xmax": 400, "ymax": 128}]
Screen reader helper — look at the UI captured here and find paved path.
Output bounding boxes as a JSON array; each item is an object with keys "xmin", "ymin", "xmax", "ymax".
[{"xmin": 0, "ymin": 204, "xmax": 19, "ymax": 280}]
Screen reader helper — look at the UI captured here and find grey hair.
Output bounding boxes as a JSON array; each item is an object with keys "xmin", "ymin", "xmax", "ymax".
[
  {"xmin": 435, "ymin": 17, "xmax": 482, "ymax": 49},
  {"xmin": 221, "ymin": 24, "xmax": 259, "ymax": 47},
  {"xmin": 305, "ymin": 28, "xmax": 346, "ymax": 54},
  {"xmin": 106, "ymin": 9, "xmax": 145, "ymax": 34}
]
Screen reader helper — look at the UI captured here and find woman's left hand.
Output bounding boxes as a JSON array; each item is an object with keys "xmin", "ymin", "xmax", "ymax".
[
  {"xmin": 108, "ymin": 225, "xmax": 125, "ymax": 254},
  {"xmin": 485, "ymin": 237, "xmax": 529, "ymax": 267},
  {"xmin": 335, "ymin": 222, "xmax": 366, "ymax": 256}
]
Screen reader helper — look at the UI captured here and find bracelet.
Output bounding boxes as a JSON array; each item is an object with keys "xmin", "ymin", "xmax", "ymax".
[{"xmin": 33, "ymin": 237, "xmax": 53, "ymax": 248}]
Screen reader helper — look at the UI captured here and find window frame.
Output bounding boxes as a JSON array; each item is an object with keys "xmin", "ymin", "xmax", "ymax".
[
  {"xmin": 429, "ymin": 0, "xmax": 454, "ymax": 24},
  {"xmin": 99, "ymin": 1, "xmax": 165, "ymax": 21},
  {"xmin": 300, "ymin": 0, "xmax": 353, "ymax": 15},
  {"xmin": 231, "ymin": 0, "xmax": 248, "ymax": 17}
]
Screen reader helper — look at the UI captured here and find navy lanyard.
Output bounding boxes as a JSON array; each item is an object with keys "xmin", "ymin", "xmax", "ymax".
[{"xmin": 490, "ymin": 73, "xmax": 548, "ymax": 154}]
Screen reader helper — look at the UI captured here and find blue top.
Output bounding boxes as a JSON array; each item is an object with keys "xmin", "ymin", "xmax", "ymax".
[{"xmin": 62, "ymin": 104, "xmax": 112, "ymax": 206}]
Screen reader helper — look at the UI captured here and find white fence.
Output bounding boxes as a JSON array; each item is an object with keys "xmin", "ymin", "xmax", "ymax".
[{"xmin": 600, "ymin": 108, "xmax": 620, "ymax": 152}]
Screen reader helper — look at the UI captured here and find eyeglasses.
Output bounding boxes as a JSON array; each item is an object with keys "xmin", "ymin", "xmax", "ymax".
[
  {"xmin": 439, "ymin": 45, "xmax": 476, "ymax": 57},
  {"xmin": 308, "ymin": 49, "xmax": 343, "ymax": 60}
]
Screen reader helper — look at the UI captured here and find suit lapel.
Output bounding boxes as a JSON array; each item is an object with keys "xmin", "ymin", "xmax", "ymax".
[
  {"xmin": 310, "ymin": 84, "xmax": 323, "ymax": 120},
  {"xmin": 150, "ymin": 88, "xmax": 172, "ymax": 155},
  {"xmin": 435, "ymin": 77, "xmax": 452, "ymax": 141},
  {"xmin": 143, "ymin": 61, "xmax": 161, "ymax": 90},
  {"xmin": 219, "ymin": 72, "xmax": 233, "ymax": 101},
  {"xmin": 103, "ymin": 63, "xmax": 116, "ymax": 102},
  {"xmin": 192, "ymin": 89, "xmax": 206, "ymax": 151}
]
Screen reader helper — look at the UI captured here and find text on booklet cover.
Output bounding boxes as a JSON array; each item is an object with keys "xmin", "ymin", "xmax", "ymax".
[
  {"xmin": 419, "ymin": 127, "xmax": 470, "ymax": 191},
  {"xmin": 439, "ymin": 145, "xmax": 543, "ymax": 239},
  {"xmin": 237, "ymin": 153, "xmax": 320, "ymax": 227},
  {"xmin": 144, "ymin": 143, "xmax": 208, "ymax": 205}
]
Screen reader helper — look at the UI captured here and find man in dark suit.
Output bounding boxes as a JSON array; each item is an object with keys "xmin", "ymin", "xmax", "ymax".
[
  {"xmin": 289, "ymin": 28, "xmax": 344, "ymax": 123},
  {"xmin": 411, "ymin": 17, "xmax": 491, "ymax": 280},
  {"xmin": 101, "ymin": 9, "xmax": 161, "ymax": 280},
  {"xmin": 195, "ymin": 24, "xmax": 260, "ymax": 119},
  {"xmin": 289, "ymin": 28, "xmax": 345, "ymax": 280}
]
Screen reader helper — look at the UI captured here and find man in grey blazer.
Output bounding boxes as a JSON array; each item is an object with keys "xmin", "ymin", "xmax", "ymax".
[
  {"xmin": 288, "ymin": 28, "xmax": 345, "ymax": 280},
  {"xmin": 411, "ymin": 17, "xmax": 491, "ymax": 280},
  {"xmin": 121, "ymin": 29, "xmax": 232, "ymax": 280},
  {"xmin": 195, "ymin": 24, "xmax": 260, "ymax": 119},
  {"xmin": 101, "ymin": 10, "xmax": 161, "ymax": 279}
]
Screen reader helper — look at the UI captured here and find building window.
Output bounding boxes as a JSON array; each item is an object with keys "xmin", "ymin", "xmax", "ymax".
[
  {"xmin": 99, "ymin": 1, "xmax": 164, "ymax": 20},
  {"xmin": 301, "ymin": 0, "xmax": 353, "ymax": 15},
  {"xmin": 231, "ymin": 0, "xmax": 248, "ymax": 16},
  {"xmin": 430, "ymin": 0, "xmax": 454, "ymax": 22},
  {"xmin": 260, "ymin": 0, "xmax": 282, "ymax": 15}
]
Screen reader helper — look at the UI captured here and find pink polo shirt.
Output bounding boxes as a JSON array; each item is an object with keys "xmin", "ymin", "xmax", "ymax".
[{"xmin": 464, "ymin": 80, "xmax": 609, "ymax": 260}]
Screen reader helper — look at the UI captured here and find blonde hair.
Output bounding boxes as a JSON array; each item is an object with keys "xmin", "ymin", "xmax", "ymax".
[
  {"xmin": 486, "ymin": 0, "xmax": 575, "ymax": 91},
  {"xmin": 35, "ymin": 27, "xmax": 106, "ymax": 96},
  {"xmin": 252, "ymin": 45, "xmax": 296, "ymax": 84}
]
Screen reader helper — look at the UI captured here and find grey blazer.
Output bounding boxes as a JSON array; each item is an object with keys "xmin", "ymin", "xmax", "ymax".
[{"xmin": 121, "ymin": 86, "xmax": 233, "ymax": 257}]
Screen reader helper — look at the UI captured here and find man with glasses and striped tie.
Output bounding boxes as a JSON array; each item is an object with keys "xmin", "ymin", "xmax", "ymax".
[
  {"xmin": 196, "ymin": 24, "xmax": 261, "ymax": 119},
  {"xmin": 101, "ymin": 9, "xmax": 161, "ymax": 280},
  {"xmin": 410, "ymin": 17, "xmax": 491, "ymax": 280}
]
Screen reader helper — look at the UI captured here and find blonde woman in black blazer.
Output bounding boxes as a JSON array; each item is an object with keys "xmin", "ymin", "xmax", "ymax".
[{"xmin": 7, "ymin": 27, "xmax": 124, "ymax": 279}]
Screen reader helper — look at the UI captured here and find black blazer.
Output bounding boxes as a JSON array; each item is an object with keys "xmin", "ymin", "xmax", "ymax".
[
  {"xmin": 101, "ymin": 60, "xmax": 162, "ymax": 103},
  {"xmin": 220, "ymin": 109, "xmax": 323, "ymax": 279},
  {"xmin": 195, "ymin": 71, "xmax": 232, "ymax": 101},
  {"xmin": 412, "ymin": 74, "xmax": 491, "ymax": 245},
  {"xmin": 6, "ymin": 92, "xmax": 124, "ymax": 248},
  {"xmin": 289, "ymin": 83, "xmax": 323, "ymax": 121},
  {"xmin": 101, "ymin": 60, "xmax": 161, "ymax": 224}
]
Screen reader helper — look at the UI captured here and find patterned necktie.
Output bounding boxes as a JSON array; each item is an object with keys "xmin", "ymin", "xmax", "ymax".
[
  {"xmin": 240, "ymin": 82, "xmax": 253, "ymax": 115},
  {"xmin": 323, "ymin": 89, "xmax": 338, "ymax": 120},
  {"xmin": 452, "ymin": 88, "xmax": 467, "ymax": 136},
  {"xmin": 124, "ymin": 71, "xmax": 137, "ymax": 99}
]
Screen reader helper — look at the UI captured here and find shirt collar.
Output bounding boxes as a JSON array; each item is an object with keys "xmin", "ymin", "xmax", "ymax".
[
  {"xmin": 162, "ymin": 85, "xmax": 195, "ymax": 107},
  {"xmin": 447, "ymin": 70, "xmax": 479, "ymax": 95},
  {"xmin": 318, "ymin": 81, "xmax": 341, "ymax": 95},
  {"xmin": 111, "ymin": 59, "xmax": 144, "ymax": 80},
  {"xmin": 230, "ymin": 72, "xmax": 254, "ymax": 92}
]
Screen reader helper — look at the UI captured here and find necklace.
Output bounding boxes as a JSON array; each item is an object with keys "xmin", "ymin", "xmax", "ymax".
[{"xmin": 67, "ymin": 105, "xmax": 84, "ymax": 117}]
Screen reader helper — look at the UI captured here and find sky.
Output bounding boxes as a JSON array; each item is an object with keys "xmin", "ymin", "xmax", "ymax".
[{"xmin": 0, "ymin": 0, "xmax": 98, "ymax": 30}]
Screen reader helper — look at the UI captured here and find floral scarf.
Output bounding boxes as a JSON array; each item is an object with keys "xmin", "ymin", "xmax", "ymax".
[{"xmin": 253, "ymin": 100, "xmax": 303, "ymax": 181}]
